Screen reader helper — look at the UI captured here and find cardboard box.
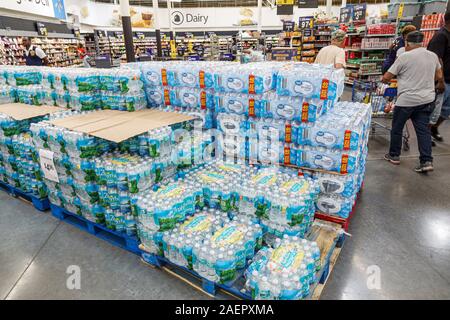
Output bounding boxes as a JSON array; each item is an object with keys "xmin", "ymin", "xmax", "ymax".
[
  {"xmin": 0, "ymin": 103, "xmax": 64, "ymax": 121},
  {"xmin": 49, "ymin": 109, "xmax": 195, "ymax": 143}
]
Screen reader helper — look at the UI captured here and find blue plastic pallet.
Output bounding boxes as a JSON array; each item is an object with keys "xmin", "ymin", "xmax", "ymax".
[
  {"xmin": 141, "ymin": 251, "xmax": 251, "ymax": 299},
  {"xmin": 140, "ymin": 224, "xmax": 345, "ymax": 300},
  {"xmin": 0, "ymin": 180, "xmax": 50, "ymax": 211},
  {"xmin": 50, "ymin": 204, "xmax": 140, "ymax": 255}
]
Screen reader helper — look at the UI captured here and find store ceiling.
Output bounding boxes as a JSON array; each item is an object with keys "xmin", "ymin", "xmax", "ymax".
[{"xmin": 93, "ymin": 0, "xmax": 390, "ymax": 8}]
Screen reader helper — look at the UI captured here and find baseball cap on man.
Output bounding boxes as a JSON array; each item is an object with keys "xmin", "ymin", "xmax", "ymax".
[
  {"xmin": 406, "ymin": 31, "xmax": 424, "ymax": 43},
  {"xmin": 331, "ymin": 29, "xmax": 347, "ymax": 41}
]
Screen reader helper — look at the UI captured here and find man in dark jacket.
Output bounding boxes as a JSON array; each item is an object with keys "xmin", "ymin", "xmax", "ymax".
[
  {"xmin": 428, "ymin": 11, "xmax": 450, "ymax": 143},
  {"xmin": 382, "ymin": 25, "xmax": 416, "ymax": 73}
]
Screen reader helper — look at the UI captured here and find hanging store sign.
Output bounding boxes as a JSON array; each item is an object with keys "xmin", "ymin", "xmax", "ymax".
[
  {"xmin": 95, "ymin": 30, "xmax": 107, "ymax": 38},
  {"xmin": 340, "ymin": 7, "xmax": 353, "ymax": 23},
  {"xmin": 73, "ymin": 27, "xmax": 81, "ymax": 38},
  {"xmin": 171, "ymin": 10, "xmax": 210, "ymax": 27},
  {"xmin": 299, "ymin": 16, "xmax": 314, "ymax": 29},
  {"xmin": 277, "ymin": 0, "xmax": 295, "ymax": 4},
  {"xmin": 136, "ymin": 32, "xmax": 146, "ymax": 40},
  {"xmin": 277, "ymin": 5, "xmax": 294, "ymax": 15},
  {"xmin": 283, "ymin": 21, "xmax": 295, "ymax": 32},
  {"xmin": 298, "ymin": 0, "xmax": 319, "ymax": 9},
  {"xmin": 3, "ymin": 0, "xmax": 66, "ymax": 20},
  {"xmin": 397, "ymin": 3, "xmax": 404, "ymax": 19},
  {"xmin": 352, "ymin": 4, "xmax": 367, "ymax": 22},
  {"xmin": 36, "ymin": 22, "xmax": 48, "ymax": 36},
  {"xmin": 303, "ymin": 28, "xmax": 312, "ymax": 37}
]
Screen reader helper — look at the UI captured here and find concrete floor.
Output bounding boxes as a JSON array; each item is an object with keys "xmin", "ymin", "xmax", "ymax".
[{"xmin": 1, "ymin": 96, "xmax": 450, "ymax": 299}]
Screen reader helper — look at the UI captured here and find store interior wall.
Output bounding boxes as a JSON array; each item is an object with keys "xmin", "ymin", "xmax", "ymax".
[{"xmin": 63, "ymin": 0, "xmax": 388, "ymax": 32}]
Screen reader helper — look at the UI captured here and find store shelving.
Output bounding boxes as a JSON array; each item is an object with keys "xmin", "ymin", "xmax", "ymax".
[
  {"xmin": 0, "ymin": 37, "xmax": 25, "ymax": 65},
  {"xmin": 344, "ymin": 23, "xmax": 394, "ymax": 85},
  {"xmin": 313, "ymin": 23, "xmax": 337, "ymax": 58},
  {"xmin": 0, "ymin": 36, "xmax": 84, "ymax": 67},
  {"xmin": 420, "ymin": 13, "xmax": 445, "ymax": 47}
]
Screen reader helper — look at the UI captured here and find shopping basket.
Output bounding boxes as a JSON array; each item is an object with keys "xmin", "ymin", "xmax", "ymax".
[{"xmin": 352, "ymin": 80, "xmax": 410, "ymax": 151}]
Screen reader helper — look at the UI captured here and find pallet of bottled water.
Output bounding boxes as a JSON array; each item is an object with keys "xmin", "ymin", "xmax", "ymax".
[
  {"xmin": 31, "ymin": 109, "xmax": 207, "ymax": 235},
  {"xmin": 0, "ymin": 113, "xmax": 48, "ymax": 200},
  {"xmin": 140, "ymin": 215, "xmax": 345, "ymax": 300},
  {"xmin": 0, "ymin": 65, "xmax": 147, "ymax": 112}
]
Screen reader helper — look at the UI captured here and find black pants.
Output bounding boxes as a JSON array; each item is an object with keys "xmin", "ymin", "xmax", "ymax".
[{"xmin": 389, "ymin": 104, "xmax": 434, "ymax": 163}]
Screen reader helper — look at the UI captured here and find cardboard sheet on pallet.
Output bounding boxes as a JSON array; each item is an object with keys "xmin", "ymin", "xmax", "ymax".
[
  {"xmin": 0, "ymin": 103, "xmax": 64, "ymax": 121},
  {"xmin": 49, "ymin": 109, "xmax": 195, "ymax": 143}
]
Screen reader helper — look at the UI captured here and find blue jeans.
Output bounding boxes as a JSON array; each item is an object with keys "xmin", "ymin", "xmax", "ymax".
[
  {"xmin": 390, "ymin": 104, "xmax": 434, "ymax": 163},
  {"xmin": 430, "ymin": 82, "xmax": 450, "ymax": 124}
]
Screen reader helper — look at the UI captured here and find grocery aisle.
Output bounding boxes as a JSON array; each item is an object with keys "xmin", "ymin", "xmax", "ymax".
[{"xmin": 2, "ymin": 118, "xmax": 450, "ymax": 300}]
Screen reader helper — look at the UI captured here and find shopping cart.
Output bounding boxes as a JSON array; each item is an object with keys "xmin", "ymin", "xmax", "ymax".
[{"xmin": 352, "ymin": 80, "xmax": 410, "ymax": 151}]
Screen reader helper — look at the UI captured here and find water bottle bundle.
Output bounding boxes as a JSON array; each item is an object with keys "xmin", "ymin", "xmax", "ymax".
[
  {"xmin": 312, "ymin": 147, "xmax": 367, "ymax": 218},
  {"xmin": 295, "ymin": 102, "xmax": 372, "ymax": 151},
  {"xmin": 0, "ymin": 113, "xmax": 49, "ymax": 198},
  {"xmin": 276, "ymin": 63, "xmax": 345, "ymax": 100},
  {"xmin": 0, "ymin": 66, "xmax": 42, "ymax": 86},
  {"xmin": 134, "ymin": 61, "xmax": 225, "ymax": 88},
  {"xmin": 172, "ymin": 132, "xmax": 212, "ymax": 169},
  {"xmin": 0, "ymin": 85, "xmax": 17, "ymax": 104},
  {"xmin": 259, "ymin": 93, "xmax": 330, "ymax": 122},
  {"xmin": 244, "ymin": 235, "xmax": 320, "ymax": 300},
  {"xmin": 170, "ymin": 87, "xmax": 215, "ymax": 110},
  {"xmin": 136, "ymin": 180, "xmax": 198, "ymax": 232},
  {"xmin": 234, "ymin": 167, "xmax": 319, "ymax": 239},
  {"xmin": 0, "ymin": 66, "xmax": 146, "ymax": 112},
  {"xmin": 191, "ymin": 217, "xmax": 264, "ymax": 284},
  {"xmin": 0, "ymin": 132, "xmax": 46, "ymax": 198},
  {"xmin": 214, "ymin": 63, "xmax": 275, "ymax": 95},
  {"xmin": 30, "ymin": 113, "xmax": 215, "ymax": 233},
  {"xmin": 136, "ymin": 161, "xmax": 319, "ymax": 240},
  {"xmin": 216, "ymin": 102, "xmax": 371, "ymax": 173},
  {"xmin": 162, "ymin": 210, "xmax": 232, "ymax": 269}
]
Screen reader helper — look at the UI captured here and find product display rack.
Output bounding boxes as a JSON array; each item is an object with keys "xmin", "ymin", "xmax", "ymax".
[
  {"xmin": 0, "ymin": 36, "xmax": 84, "ymax": 67},
  {"xmin": 0, "ymin": 36, "xmax": 24, "ymax": 65},
  {"xmin": 420, "ymin": 13, "xmax": 445, "ymax": 47},
  {"xmin": 86, "ymin": 32, "xmax": 243, "ymax": 62},
  {"xmin": 300, "ymin": 29, "xmax": 316, "ymax": 63},
  {"xmin": 313, "ymin": 23, "xmax": 339, "ymax": 58},
  {"xmin": 344, "ymin": 23, "xmax": 395, "ymax": 85}
]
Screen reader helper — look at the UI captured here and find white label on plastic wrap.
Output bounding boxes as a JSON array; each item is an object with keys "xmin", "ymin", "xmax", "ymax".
[{"xmin": 39, "ymin": 149, "xmax": 59, "ymax": 183}]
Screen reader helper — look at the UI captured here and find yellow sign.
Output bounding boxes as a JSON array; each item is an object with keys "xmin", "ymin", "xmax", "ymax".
[
  {"xmin": 397, "ymin": 3, "xmax": 404, "ymax": 19},
  {"xmin": 277, "ymin": 0, "xmax": 294, "ymax": 5},
  {"xmin": 170, "ymin": 40, "xmax": 177, "ymax": 58}
]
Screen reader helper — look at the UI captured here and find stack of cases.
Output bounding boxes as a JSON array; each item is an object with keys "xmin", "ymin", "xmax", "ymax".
[
  {"xmin": 40, "ymin": 67, "xmax": 146, "ymax": 112},
  {"xmin": 310, "ymin": 102, "xmax": 371, "ymax": 219},
  {"xmin": 215, "ymin": 62, "xmax": 345, "ymax": 165},
  {"xmin": 136, "ymin": 160, "xmax": 320, "ymax": 291},
  {"xmin": 130, "ymin": 61, "xmax": 221, "ymax": 130},
  {"xmin": 0, "ymin": 113, "xmax": 48, "ymax": 198},
  {"xmin": 31, "ymin": 110, "xmax": 208, "ymax": 235},
  {"xmin": 0, "ymin": 68, "xmax": 48, "ymax": 198},
  {"xmin": 0, "ymin": 66, "xmax": 44, "ymax": 105}
]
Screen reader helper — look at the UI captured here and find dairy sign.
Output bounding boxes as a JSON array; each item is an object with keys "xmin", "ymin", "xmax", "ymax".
[
  {"xmin": 171, "ymin": 10, "xmax": 210, "ymax": 27},
  {"xmin": 3, "ymin": 0, "xmax": 66, "ymax": 20}
]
